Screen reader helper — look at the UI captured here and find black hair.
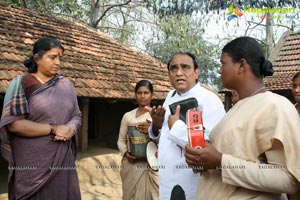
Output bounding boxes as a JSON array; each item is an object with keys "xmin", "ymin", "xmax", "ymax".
[
  {"xmin": 23, "ymin": 37, "xmax": 64, "ymax": 73},
  {"xmin": 222, "ymin": 36, "xmax": 273, "ymax": 78},
  {"xmin": 135, "ymin": 80, "xmax": 153, "ymax": 94},
  {"xmin": 167, "ymin": 52, "xmax": 199, "ymax": 71},
  {"xmin": 292, "ymin": 72, "xmax": 300, "ymax": 81}
]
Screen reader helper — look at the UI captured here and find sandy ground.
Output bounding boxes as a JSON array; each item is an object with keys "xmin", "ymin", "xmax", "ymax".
[{"xmin": 0, "ymin": 146, "xmax": 123, "ymax": 200}]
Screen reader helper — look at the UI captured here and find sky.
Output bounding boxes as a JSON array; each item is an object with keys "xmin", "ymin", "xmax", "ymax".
[
  {"xmin": 202, "ymin": 8, "xmax": 300, "ymax": 47},
  {"xmin": 129, "ymin": 6, "xmax": 299, "ymax": 90},
  {"xmin": 130, "ymin": 5, "xmax": 300, "ymax": 58}
]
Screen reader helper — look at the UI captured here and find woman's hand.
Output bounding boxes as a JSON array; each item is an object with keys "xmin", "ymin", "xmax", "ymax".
[
  {"xmin": 125, "ymin": 150, "xmax": 136, "ymax": 162},
  {"xmin": 185, "ymin": 142, "xmax": 222, "ymax": 170},
  {"xmin": 136, "ymin": 120, "xmax": 151, "ymax": 134},
  {"xmin": 53, "ymin": 125, "xmax": 74, "ymax": 141}
]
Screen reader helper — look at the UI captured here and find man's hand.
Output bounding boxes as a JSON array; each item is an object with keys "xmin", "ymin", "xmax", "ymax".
[
  {"xmin": 136, "ymin": 120, "xmax": 151, "ymax": 134},
  {"xmin": 168, "ymin": 105, "xmax": 180, "ymax": 129},
  {"xmin": 149, "ymin": 105, "xmax": 165, "ymax": 135}
]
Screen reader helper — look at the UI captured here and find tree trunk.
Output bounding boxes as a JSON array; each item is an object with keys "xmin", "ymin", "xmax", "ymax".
[
  {"xmin": 24, "ymin": 0, "xmax": 36, "ymax": 9},
  {"xmin": 265, "ymin": 12, "xmax": 274, "ymax": 57},
  {"xmin": 90, "ymin": 1, "xmax": 101, "ymax": 28}
]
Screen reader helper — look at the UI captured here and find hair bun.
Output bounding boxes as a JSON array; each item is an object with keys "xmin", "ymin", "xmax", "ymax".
[
  {"xmin": 23, "ymin": 57, "xmax": 33, "ymax": 68},
  {"xmin": 261, "ymin": 58, "xmax": 274, "ymax": 77},
  {"xmin": 23, "ymin": 56, "xmax": 36, "ymax": 73}
]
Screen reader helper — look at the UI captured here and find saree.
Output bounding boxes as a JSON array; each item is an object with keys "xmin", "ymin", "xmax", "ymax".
[
  {"xmin": 0, "ymin": 74, "xmax": 82, "ymax": 200},
  {"xmin": 117, "ymin": 108, "xmax": 159, "ymax": 200},
  {"xmin": 195, "ymin": 92, "xmax": 300, "ymax": 200}
]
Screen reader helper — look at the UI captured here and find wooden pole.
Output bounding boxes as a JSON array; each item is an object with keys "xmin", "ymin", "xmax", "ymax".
[{"xmin": 78, "ymin": 97, "xmax": 89, "ymax": 152}]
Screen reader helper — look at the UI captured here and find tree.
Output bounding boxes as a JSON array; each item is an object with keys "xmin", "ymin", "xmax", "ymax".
[
  {"xmin": 145, "ymin": 0, "xmax": 300, "ymax": 57},
  {"xmin": 144, "ymin": 0, "xmax": 300, "ymax": 16},
  {"xmin": 0, "ymin": 0, "xmax": 88, "ymax": 19},
  {"xmin": 145, "ymin": 15, "xmax": 222, "ymax": 89},
  {"xmin": 84, "ymin": 0, "xmax": 156, "ymax": 44},
  {"xmin": 3, "ymin": 0, "xmax": 298, "ymax": 89},
  {"xmin": 236, "ymin": 4, "xmax": 299, "ymax": 56},
  {"xmin": 0, "ymin": 0, "xmax": 155, "ymax": 45}
]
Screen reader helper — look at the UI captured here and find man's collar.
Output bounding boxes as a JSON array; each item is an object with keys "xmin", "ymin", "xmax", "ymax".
[{"xmin": 174, "ymin": 83, "xmax": 199, "ymax": 97}]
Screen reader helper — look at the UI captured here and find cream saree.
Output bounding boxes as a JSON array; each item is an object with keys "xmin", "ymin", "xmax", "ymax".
[
  {"xmin": 117, "ymin": 108, "xmax": 159, "ymax": 200},
  {"xmin": 195, "ymin": 92, "xmax": 300, "ymax": 200}
]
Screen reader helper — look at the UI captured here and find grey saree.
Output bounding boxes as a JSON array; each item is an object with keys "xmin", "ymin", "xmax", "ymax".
[{"xmin": 0, "ymin": 74, "xmax": 82, "ymax": 200}]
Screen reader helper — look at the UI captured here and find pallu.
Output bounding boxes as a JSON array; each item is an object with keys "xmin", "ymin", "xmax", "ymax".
[
  {"xmin": 0, "ymin": 74, "xmax": 82, "ymax": 200},
  {"xmin": 117, "ymin": 108, "xmax": 159, "ymax": 200},
  {"xmin": 120, "ymin": 158, "xmax": 159, "ymax": 200}
]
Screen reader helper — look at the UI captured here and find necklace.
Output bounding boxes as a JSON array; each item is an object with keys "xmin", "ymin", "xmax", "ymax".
[
  {"xmin": 32, "ymin": 74, "xmax": 46, "ymax": 84},
  {"xmin": 250, "ymin": 86, "xmax": 267, "ymax": 96}
]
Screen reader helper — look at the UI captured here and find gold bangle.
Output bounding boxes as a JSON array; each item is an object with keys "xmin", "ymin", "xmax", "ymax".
[{"xmin": 50, "ymin": 124, "xmax": 57, "ymax": 135}]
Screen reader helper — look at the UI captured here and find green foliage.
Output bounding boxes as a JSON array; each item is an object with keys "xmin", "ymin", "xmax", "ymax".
[
  {"xmin": 144, "ymin": 0, "xmax": 300, "ymax": 17},
  {"xmin": 0, "ymin": 0, "xmax": 23, "ymax": 5},
  {"xmin": 144, "ymin": 0, "xmax": 300, "ymax": 88},
  {"xmin": 0, "ymin": 0, "xmax": 141, "ymax": 44},
  {"xmin": 145, "ymin": 15, "xmax": 222, "ymax": 89},
  {"xmin": 111, "ymin": 24, "xmax": 136, "ymax": 44},
  {"xmin": 4, "ymin": 0, "xmax": 298, "ymax": 90},
  {"xmin": 0, "ymin": 0, "xmax": 89, "ymax": 20}
]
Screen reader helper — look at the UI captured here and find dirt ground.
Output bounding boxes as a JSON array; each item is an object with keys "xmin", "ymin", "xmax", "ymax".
[{"xmin": 0, "ymin": 145, "xmax": 123, "ymax": 200}]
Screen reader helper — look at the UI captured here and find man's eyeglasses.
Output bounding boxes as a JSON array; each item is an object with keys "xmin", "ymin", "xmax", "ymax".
[{"xmin": 169, "ymin": 65, "xmax": 193, "ymax": 74}]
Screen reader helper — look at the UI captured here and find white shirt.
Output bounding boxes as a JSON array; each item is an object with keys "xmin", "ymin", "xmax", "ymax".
[{"xmin": 149, "ymin": 83, "xmax": 226, "ymax": 200}]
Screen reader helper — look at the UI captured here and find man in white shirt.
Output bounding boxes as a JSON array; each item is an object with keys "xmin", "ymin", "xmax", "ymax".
[{"xmin": 149, "ymin": 52, "xmax": 225, "ymax": 200}]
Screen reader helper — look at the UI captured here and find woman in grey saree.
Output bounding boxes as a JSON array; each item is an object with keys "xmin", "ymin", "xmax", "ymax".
[{"xmin": 0, "ymin": 37, "xmax": 82, "ymax": 200}]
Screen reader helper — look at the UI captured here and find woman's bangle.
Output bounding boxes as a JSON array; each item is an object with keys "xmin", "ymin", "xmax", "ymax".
[{"xmin": 50, "ymin": 124, "xmax": 57, "ymax": 135}]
